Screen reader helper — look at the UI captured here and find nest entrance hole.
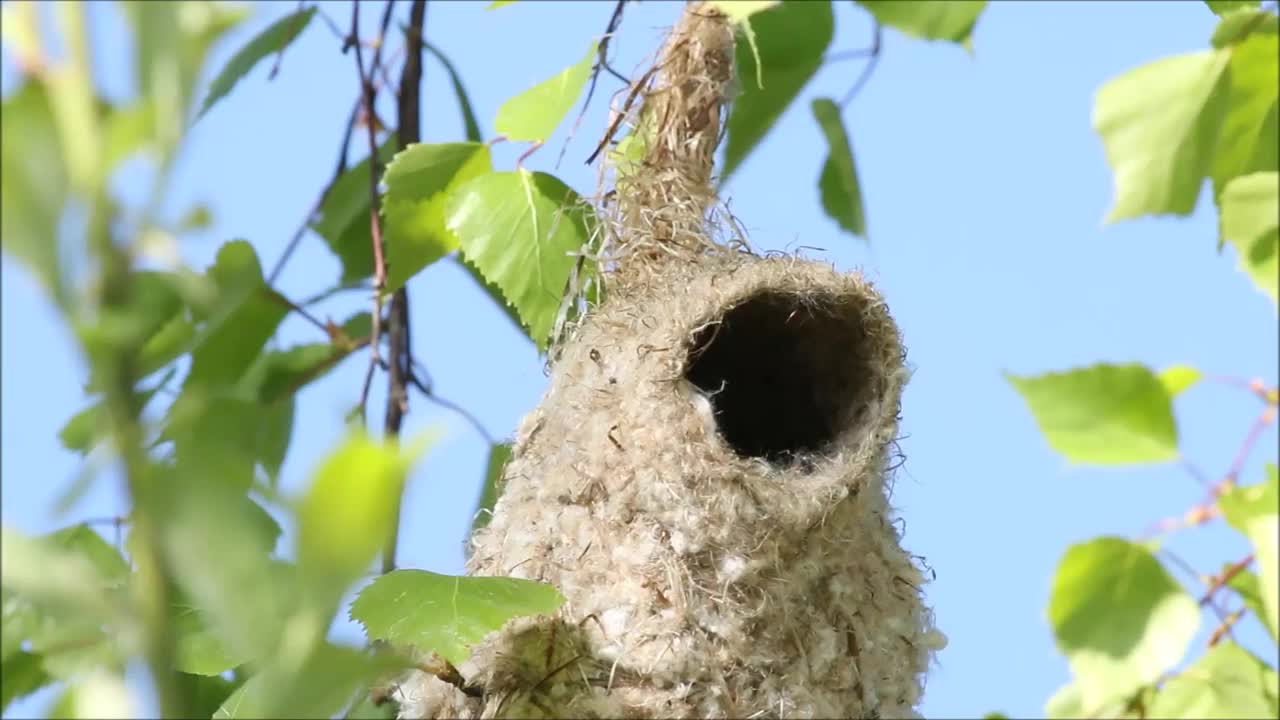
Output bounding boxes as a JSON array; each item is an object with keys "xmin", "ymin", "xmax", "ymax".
[{"xmin": 684, "ymin": 291, "xmax": 875, "ymax": 465}]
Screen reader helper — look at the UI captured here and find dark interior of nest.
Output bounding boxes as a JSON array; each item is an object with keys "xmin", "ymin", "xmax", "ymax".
[{"xmin": 684, "ymin": 290, "xmax": 877, "ymax": 467}]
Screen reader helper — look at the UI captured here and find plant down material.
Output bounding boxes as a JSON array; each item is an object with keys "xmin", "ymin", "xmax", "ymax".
[{"xmin": 395, "ymin": 3, "xmax": 943, "ymax": 717}]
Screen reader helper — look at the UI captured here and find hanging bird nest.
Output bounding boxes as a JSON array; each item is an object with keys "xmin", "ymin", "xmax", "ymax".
[{"xmin": 394, "ymin": 3, "xmax": 943, "ymax": 718}]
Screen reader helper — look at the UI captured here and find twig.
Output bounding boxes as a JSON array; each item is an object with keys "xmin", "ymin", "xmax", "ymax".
[
  {"xmin": 350, "ymin": 0, "xmax": 391, "ymax": 426},
  {"xmin": 408, "ymin": 374, "xmax": 496, "ymax": 445},
  {"xmin": 299, "ymin": 279, "xmax": 373, "ymax": 307},
  {"xmin": 1199, "ymin": 554, "xmax": 1253, "ymax": 607},
  {"xmin": 560, "ymin": 0, "xmax": 628, "ymax": 169},
  {"xmin": 1221, "ymin": 406, "xmax": 1276, "ymax": 490},
  {"xmin": 267, "ymin": 97, "xmax": 361, "ymax": 284},
  {"xmin": 838, "ymin": 22, "xmax": 882, "ymax": 109},
  {"xmin": 381, "ymin": 0, "xmax": 426, "ymax": 576}
]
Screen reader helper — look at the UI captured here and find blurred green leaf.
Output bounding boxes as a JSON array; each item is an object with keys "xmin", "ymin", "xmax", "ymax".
[
  {"xmin": 298, "ymin": 431, "xmax": 435, "ymax": 598},
  {"xmin": 424, "ymin": 42, "xmax": 483, "ymax": 142},
  {"xmin": 1206, "ymin": 0, "xmax": 1261, "ymax": 15},
  {"xmin": 1149, "ymin": 641, "xmax": 1277, "ymax": 718},
  {"xmin": 0, "ymin": 2, "xmax": 41, "ymax": 69},
  {"xmin": 723, "ymin": 0, "xmax": 833, "ymax": 181},
  {"xmin": 855, "ymin": 1, "xmax": 986, "ymax": 43},
  {"xmin": 350, "ymin": 569, "xmax": 565, "ymax": 665},
  {"xmin": 103, "ymin": 99, "xmax": 157, "ymax": 169},
  {"xmin": 472, "ymin": 442, "xmax": 512, "ymax": 534},
  {"xmin": 184, "ymin": 241, "xmax": 290, "ymax": 389},
  {"xmin": 312, "ymin": 137, "xmax": 399, "ymax": 282},
  {"xmin": 1045, "ymin": 681, "xmax": 1149, "ymax": 719},
  {"xmin": 59, "ymin": 370, "xmax": 173, "ymax": 454},
  {"xmin": 1159, "ymin": 364, "xmax": 1203, "ymax": 397},
  {"xmin": 1, "ymin": 80, "xmax": 69, "ymax": 306},
  {"xmin": 1213, "ymin": 33, "xmax": 1278, "ymax": 197},
  {"xmin": 487, "ymin": 0, "xmax": 517, "ymax": 8},
  {"xmin": 1210, "ymin": 7, "xmax": 1278, "ymax": 46},
  {"xmin": 1219, "ymin": 171, "xmax": 1279, "ymax": 306},
  {"xmin": 812, "ymin": 98, "xmax": 867, "ymax": 240},
  {"xmin": 196, "ymin": 8, "xmax": 316, "ymax": 120},
  {"xmin": 177, "ymin": 672, "xmax": 241, "ymax": 720},
  {"xmin": 1094, "ymin": 49, "xmax": 1230, "ymax": 222},
  {"xmin": 0, "ymin": 650, "xmax": 51, "ymax": 713},
  {"xmin": 381, "ymin": 142, "xmax": 492, "ymax": 292},
  {"xmin": 708, "ymin": 1, "xmax": 780, "ymax": 22},
  {"xmin": 1218, "ymin": 465, "xmax": 1279, "ymax": 635},
  {"xmin": 1005, "ymin": 363, "xmax": 1179, "ymax": 465},
  {"xmin": 166, "ymin": 391, "xmax": 286, "ymax": 492},
  {"xmin": 1049, "ymin": 537, "xmax": 1200, "ymax": 711},
  {"xmin": 447, "ymin": 170, "xmax": 596, "ymax": 350},
  {"xmin": 173, "ymin": 600, "xmax": 248, "ymax": 676},
  {"xmin": 214, "ymin": 644, "xmax": 407, "ymax": 720},
  {"xmin": 493, "ymin": 41, "xmax": 596, "ymax": 143},
  {"xmin": 257, "ymin": 343, "xmax": 354, "ymax": 404}
]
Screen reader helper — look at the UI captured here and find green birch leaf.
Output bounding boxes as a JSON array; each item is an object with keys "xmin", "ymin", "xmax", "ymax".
[
  {"xmin": 1225, "ymin": 568, "xmax": 1275, "ymax": 640},
  {"xmin": 723, "ymin": 0, "xmax": 833, "ymax": 181},
  {"xmin": 0, "ymin": 650, "xmax": 51, "ymax": 713},
  {"xmin": 1212, "ymin": 33, "xmax": 1278, "ymax": 195},
  {"xmin": 1049, "ymin": 537, "xmax": 1200, "ymax": 712},
  {"xmin": 312, "ymin": 137, "xmax": 399, "ymax": 283},
  {"xmin": 707, "ymin": 1, "xmax": 780, "ymax": 22},
  {"xmin": 1148, "ymin": 641, "xmax": 1278, "ymax": 718},
  {"xmin": 494, "ymin": 42, "xmax": 596, "ymax": 143},
  {"xmin": 196, "ymin": 8, "xmax": 317, "ymax": 120},
  {"xmin": 812, "ymin": 97, "xmax": 867, "ymax": 240},
  {"xmin": 1005, "ymin": 363, "xmax": 1179, "ymax": 465},
  {"xmin": 855, "ymin": 1, "xmax": 987, "ymax": 43},
  {"xmin": 381, "ymin": 142, "xmax": 493, "ymax": 292},
  {"xmin": 1219, "ymin": 171, "xmax": 1279, "ymax": 306},
  {"xmin": 446, "ymin": 171, "xmax": 596, "ymax": 350},
  {"xmin": 1210, "ymin": 7, "xmax": 1279, "ymax": 47},
  {"xmin": 1206, "ymin": 1, "xmax": 1260, "ymax": 16},
  {"xmin": 1159, "ymin": 365, "xmax": 1203, "ymax": 397},
  {"xmin": 1094, "ymin": 50, "xmax": 1231, "ymax": 222},
  {"xmin": 350, "ymin": 569, "xmax": 565, "ymax": 665}
]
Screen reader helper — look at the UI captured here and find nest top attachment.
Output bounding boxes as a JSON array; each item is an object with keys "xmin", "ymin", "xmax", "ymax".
[{"xmin": 600, "ymin": 2, "xmax": 741, "ymax": 289}]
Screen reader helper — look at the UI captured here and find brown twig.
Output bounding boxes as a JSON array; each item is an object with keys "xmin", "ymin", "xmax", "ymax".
[
  {"xmin": 380, "ymin": 0, "xmax": 426, "ymax": 575},
  {"xmin": 1199, "ymin": 554, "xmax": 1253, "ymax": 607},
  {"xmin": 838, "ymin": 22, "xmax": 882, "ymax": 109},
  {"xmin": 560, "ymin": 0, "xmax": 628, "ymax": 169},
  {"xmin": 269, "ymin": 1, "xmax": 313, "ymax": 80}
]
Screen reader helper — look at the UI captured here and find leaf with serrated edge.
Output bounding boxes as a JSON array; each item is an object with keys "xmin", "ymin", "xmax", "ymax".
[
  {"xmin": 723, "ymin": 1, "xmax": 833, "ymax": 181},
  {"xmin": 1094, "ymin": 50, "xmax": 1230, "ymax": 222},
  {"xmin": 447, "ymin": 171, "xmax": 595, "ymax": 350},
  {"xmin": 855, "ymin": 1, "xmax": 986, "ymax": 43},
  {"xmin": 494, "ymin": 42, "xmax": 596, "ymax": 143},
  {"xmin": 381, "ymin": 142, "xmax": 492, "ymax": 293},
  {"xmin": 1049, "ymin": 537, "xmax": 1200, "ymax": 711},
  {"xmin": 350, "ymin": 569, "xmax": 564, "ymax": 665},
  {"xmin": 812, "ymin": 98, "xmax": 867, "ymax": 240},
  {"xmin": 1005, "ymin": 363, "xmax": 1179, "ymax": 465},
  {"xmin": 1220, "ymin": 172, "xmax": 1279, "ymax": 306},
  {"xmin": 196, "ymin": 8, "xmax": 316, "ymax": 120},
  {"xmin": 1149, "ymin": 641, "xmax": 1276, "ymax": 718}
]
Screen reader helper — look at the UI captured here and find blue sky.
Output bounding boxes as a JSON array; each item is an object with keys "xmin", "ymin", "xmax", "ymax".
[{"xmin": 2, "ymin": 1, "xmax": 1277, "ymax": 718}]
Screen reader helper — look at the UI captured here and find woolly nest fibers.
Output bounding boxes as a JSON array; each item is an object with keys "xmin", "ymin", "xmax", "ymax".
[{"xmin": 392, "ymin": 4, "xmax": 943, "ymax": 718}]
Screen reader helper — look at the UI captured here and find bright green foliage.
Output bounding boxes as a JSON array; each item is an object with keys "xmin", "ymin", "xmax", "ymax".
[
  {"xmin": 447, "ymin": 170, "xmax": 597, "ymax": 350},
  {"xmin": 812, "ymin": 98, "xmax": 867, "ymax": 240},
  {"xmin": 257, "ymin": 341, "xmax": 360, "ymax": 404},
  {"xmin": 58, "ymin": 374, "xmax": 172, "ymax": 454},
  {"xmin": 213, "ymin": 643, "xmax": 408, "ymax": 719},
  {"xmin": 1005, "ymin": 363, "xmax": 1180, "ymax": 465},
  {"xmin": 350, "ymin": 569, "xmax": 565, "ymax": 665},
  {"xmin": 473, "ymin": 442, "xmax": 512, "ymax": 534},
  {"xmin": 1159, "ymin": 364, "xmax": 1203, "ymax": 397},
  {"xmin": 855, "ymin": 1, "xmax": 987, "ymax": 44},
  {"xmin": 487, "ymin": 0, "xmax": 517, "ymax": 9},
  {"xmin": 312, "ymin": 137, "xmax": 400, "ymax": 283},
  {"xmin": 1210, "ymin": 7, "xmax": 1278, "ymax": 46},
  {"xmin": 1049, "ymin": 537, "xmax": 1200, "ymax": 712},
  {"xmin": 1148, "ymin": 641, "xmax": 1279, "ymax": 718},
  {"xmin": 184, "ymin": 241, "xmax": 290, "ymax": 389},
  {"xmin": 1212, "ymin": 33, "xmax": 1278, "ymax": 197},
  {"xmin": 1206, "ymin": 0, "xmax": 1261, "ymax": 15},
  {"xmin": 707, "ymin": 1, "xmax": 780, "ymax": 23},
  {"xmin": 1, "ymin": 651, "xmax": 50, "ymax": 712},
  {"xmin": 1218, "ymin": 465, "xmax": 1279, "ymax": 636},
  {"xmin": 196, "ymin": 8, "xmax": 317, "ymax": 120},
  {"xmin": 1093, "ymin": 50, "xmax": 1230, "ymax": 222},
  {"xmin": 1225, "ymin": 567, "xmax": 1275, "ymax": 640},
  {"xmin": 723, "ymin": 0, "xmax": 833, "ymax": 181},
  {"xmin": 297, "ymin": 431, "xmax": 434, "ymax": 595},
  {"xmin": 493, "ymin": 42, "xmax": 597, "ymax": 143},
  {"xmin": 425, "ymin": 43, "xmax": 484, "ymax": 142},
  {"xmin": 0, "ymin": 81, "xmax": 69, "ymax": 307},
  {"xmin": 1220, "ymin": 172, "xmax": 1279, "ymax": 306},
  {"xmin": 382, "ymin": 142, "xmax": 493, "ymax": 292},
  {"xmin": 172, "ymin": 600, "xmax": 247, "ymax": 676}
]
